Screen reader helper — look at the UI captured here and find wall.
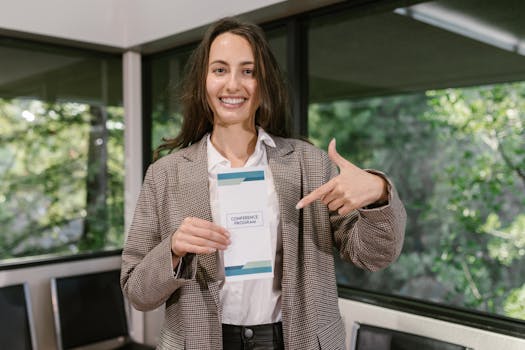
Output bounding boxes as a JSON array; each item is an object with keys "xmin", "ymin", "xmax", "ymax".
[
  {"xmin": 0, "ymin": 0, "xmax": 342, "ymax": 50},
  {"xmin": 0, "ymin": 0, "xmax": 285, "ymax": 48},
  {"xmin": 121, "ymin": 0, "xmax": 285, "ymax": 47},
  {"xmin": 0, "ymin": 0, "xmax": 126, "ymax": 47}
]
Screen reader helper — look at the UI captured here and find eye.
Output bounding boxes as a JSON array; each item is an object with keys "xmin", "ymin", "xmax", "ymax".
[
  {"xmin": 213, "ymin": 67, "xmax": 226, "ymax": 74},
  {"xmin": 243, "ymin": 68, "xmax": 254, "ymax": 76}
]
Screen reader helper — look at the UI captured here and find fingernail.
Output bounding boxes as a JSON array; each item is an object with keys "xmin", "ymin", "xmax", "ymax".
[
  {"xmin": 208, "ymin": 248, "xmax": 216, "ymax": 253},
  {"xmin": 295, "ymin": 202, "xmax": 303, "ymax": 210}
]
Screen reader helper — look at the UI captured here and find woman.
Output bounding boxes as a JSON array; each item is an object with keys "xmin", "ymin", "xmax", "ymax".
[{"xmin": 121, "ymin": 17, "xmax": 406, "ymax": 350}]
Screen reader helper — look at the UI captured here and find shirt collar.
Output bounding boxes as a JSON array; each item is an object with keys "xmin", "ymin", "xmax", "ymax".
[
  {"xmin": 207, "ymin": 127, "xmax": 275, "ymax": 171},
  {"xmin": 255, "ymin": 126, "xmax": 276, "ymax": 149}
]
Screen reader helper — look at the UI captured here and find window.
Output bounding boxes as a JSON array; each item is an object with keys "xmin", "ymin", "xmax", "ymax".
[
  {"xmin": 308, "ymin": 0, "xmax": 525, "ymax": 322},
  {"xmin": 0, "ymin": 38, "xmax": 123, "ymax": 262}
]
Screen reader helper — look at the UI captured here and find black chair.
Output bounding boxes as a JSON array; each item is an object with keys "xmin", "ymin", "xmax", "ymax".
[
  {"xmin": 350, "ymin": 322, "xmax": 473, "ymax": 350},
  {"xmin": 51, "ymin": 269, "xmax": 154, "ymax": 350},
  {"xmin": 0, "ymin": 282, "xmax": 38, "ymax": 350}
]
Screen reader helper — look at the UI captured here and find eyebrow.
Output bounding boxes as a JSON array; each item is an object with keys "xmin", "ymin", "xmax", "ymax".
[{"xmin": 209, "ymin": 59, "xmax": 255, "ymax": 66}]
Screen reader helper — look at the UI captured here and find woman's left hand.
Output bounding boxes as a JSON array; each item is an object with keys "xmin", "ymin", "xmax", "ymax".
[{"xmin": 296, "ymin": 139, "xmax": 388, "ymax": 215}]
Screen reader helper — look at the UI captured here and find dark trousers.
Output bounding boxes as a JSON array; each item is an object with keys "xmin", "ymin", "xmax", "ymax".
[{"xmin": 222, "ymin": 322, "xmax": 284, "ymax": 350}]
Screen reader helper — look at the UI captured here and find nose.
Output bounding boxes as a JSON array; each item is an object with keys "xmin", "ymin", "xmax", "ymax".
[{"xmin": 225, "ymin": 71, "xmax": 241, "ymax": 92}]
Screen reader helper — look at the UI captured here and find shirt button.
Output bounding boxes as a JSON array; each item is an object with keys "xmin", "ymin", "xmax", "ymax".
[{"xmin": 244, "ymin": 328, "xmax": 254, "ymax": 339}]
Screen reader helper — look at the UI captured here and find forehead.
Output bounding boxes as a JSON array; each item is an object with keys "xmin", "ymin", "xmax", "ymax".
[{"xmin": 209, "ymin": 32, "xmax": 254, "ymax": 62}]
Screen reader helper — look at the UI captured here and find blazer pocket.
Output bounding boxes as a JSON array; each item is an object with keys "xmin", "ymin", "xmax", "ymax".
[{"xmin": 317, "ymin": 315, "xmax": 346, "ymax": 350}]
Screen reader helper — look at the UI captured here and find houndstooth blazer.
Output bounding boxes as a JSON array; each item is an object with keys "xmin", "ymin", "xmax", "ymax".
[{"xmin": 121, "ymin": 135, "xmax": 406, "ymax": 350}]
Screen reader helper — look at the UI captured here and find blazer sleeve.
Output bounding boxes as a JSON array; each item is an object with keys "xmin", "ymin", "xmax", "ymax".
[
  {"xmin": 120, "ymin": 164, "xmax": 194, "ymax": 311},
  {"xmin": 330, "ymin": 163, "xmax": 407, "ymax": 272}
]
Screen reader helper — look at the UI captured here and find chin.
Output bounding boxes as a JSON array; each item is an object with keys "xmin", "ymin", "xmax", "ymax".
[{"xmin": 215, "ymin": 114, "xmax": 254, "ymax": 127}]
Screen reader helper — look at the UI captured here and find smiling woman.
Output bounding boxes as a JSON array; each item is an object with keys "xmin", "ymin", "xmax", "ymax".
[
  {"xmin": 121, "ymin": 16, "xmax": 406, "ymax": 350},
  {"xmin": 152, "ymin": 18, "xmax": 290, "ymax": 159}
]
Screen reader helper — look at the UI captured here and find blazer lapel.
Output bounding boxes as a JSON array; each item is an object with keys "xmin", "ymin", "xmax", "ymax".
[
  {"xmin": 266, "ymin": 137, "xmax": 302, "ymax": 338},
  {"xmin": 266, "ymin": 138, "xmax": 302, "ymax": 245},
  {"xmin": 178, "ymin": 138, "xmax": 222, "ymax": 308}
]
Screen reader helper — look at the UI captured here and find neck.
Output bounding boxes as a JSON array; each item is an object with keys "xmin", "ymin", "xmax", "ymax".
[{"xmin": 211, "ymin": 124, "xmax": 258, "ymax": 167}]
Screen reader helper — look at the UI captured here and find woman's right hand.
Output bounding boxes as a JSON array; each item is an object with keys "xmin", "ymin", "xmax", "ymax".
[{"xmin": 171, "ymin": 217, "xmax": 230, "ymax": 258}]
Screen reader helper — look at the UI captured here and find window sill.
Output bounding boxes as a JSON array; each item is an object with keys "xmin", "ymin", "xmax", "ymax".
[
  {"xmin": 338, "ymin": 285, "xmax": 525, "ymax": 340},
  {"xmin": 0, "ymin": 249, "xmax": 123, "ymax": 271}
]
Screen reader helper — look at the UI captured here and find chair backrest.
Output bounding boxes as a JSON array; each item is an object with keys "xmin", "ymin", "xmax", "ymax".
[
  {"xmin": 350, "ymin": 322, "xmax": 473, "ymax": 350},
  {"xmin": 0, "ymin": 282, "xmax": 38, "ymax": 350},
  {"xmin": 51, "ymin": 269, "xmax": 130, "ymax": 350}
]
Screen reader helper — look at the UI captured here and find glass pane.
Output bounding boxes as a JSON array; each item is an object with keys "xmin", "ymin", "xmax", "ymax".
[
  {"xmin": 308, "ymin": 0, "xmax": 525, "ymax": 321},
  {"xmin": 0, "ymin": 39, "xmax": 123, "ymax": 262},
  {"xmin": 148, "ymin": 47, "xmax": 194, "ymax": 155},
  {"xmin": 266, "ymin": 26, "xmax": 287, "ymax": 76}
]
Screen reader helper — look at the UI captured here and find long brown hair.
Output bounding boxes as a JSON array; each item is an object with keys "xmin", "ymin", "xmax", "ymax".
[{"xmin": 154, "ymin": 17, "xmax": 291, "ymax": 160}]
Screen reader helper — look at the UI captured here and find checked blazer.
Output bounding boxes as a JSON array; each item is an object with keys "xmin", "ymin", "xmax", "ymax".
[{"xmin": 121, "ymin": 135, "xmax": 406, "ymax": 350}]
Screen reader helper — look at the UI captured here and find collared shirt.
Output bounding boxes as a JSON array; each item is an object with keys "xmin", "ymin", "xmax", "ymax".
[{"xmin": 207, "ymin": 127, "xmax": 282, "ymax": 325}]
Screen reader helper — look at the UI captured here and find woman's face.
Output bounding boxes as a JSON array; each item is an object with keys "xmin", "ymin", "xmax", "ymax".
[{"xmin": 206, "ymin": 32, "xmax": 260, "ymax": 129}]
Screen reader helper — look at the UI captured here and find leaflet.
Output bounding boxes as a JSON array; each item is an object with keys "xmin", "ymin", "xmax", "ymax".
[{"xmin": 217, "ymin": 166, "xmax": 273, "ymax": 282}]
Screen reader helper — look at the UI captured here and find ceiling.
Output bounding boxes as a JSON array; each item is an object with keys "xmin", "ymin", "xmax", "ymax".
[
  {"xmin": 2, "ymin": 0, "xmax": 524, "ymax": 104},
  {"xmin": 309, "ymin": 0, "xmax": 525, "ymax": 102}
]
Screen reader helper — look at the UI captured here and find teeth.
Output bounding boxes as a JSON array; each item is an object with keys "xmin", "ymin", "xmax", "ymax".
[{"xmin": 221, "ymin": 97, "xmax": 245, "ymax": 105}]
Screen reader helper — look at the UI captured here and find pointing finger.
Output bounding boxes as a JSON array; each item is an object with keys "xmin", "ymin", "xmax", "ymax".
[{"xmin": 296, "ymin": 179, "xmax": 335, "ymax": 209}]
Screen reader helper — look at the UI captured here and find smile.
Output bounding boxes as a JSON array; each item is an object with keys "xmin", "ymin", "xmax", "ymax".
[{"xmin": 220, "ymin": 97, "xmax": 246, "ymax": 105}]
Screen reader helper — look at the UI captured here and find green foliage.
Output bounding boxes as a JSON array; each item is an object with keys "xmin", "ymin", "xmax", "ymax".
[
  {"xmin": 309, "ymin": 82, "xmax": 525, "ymax": 321},
  {"xmin": 482, "ymin": 214, "xmax": 525, "ymax": 266},
  {"xmin": 0, "ymin": 98, "xmax": 124, "ymax": 259},
  {"xmin": 504, "ymin": 285, "xmax": 525, "ymax": 319}
]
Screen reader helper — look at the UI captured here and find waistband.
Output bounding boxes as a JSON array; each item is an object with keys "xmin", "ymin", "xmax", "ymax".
[{"xmin": 222, "ymin": 321, "xmax": 283, "ymax": 342}]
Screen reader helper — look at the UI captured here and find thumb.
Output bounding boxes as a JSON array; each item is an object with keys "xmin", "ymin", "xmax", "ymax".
[{"xmin": 328, "ymin": 138, "xmax": 348, "ymax": 168}]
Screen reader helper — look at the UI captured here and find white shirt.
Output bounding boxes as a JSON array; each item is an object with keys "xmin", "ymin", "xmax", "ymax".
[{"xmin": 207, "ymin": 128, "xmax": 282, "ymax": 325}]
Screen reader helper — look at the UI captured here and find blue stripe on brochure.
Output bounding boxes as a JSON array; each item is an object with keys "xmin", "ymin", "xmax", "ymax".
[
  {"xmin": 225, "ymin": 266, "xmax": 272, "ymax": 276},
  {"xmin": 218, "ymin": 170, "xmax": 264, "ymax": 181}
]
